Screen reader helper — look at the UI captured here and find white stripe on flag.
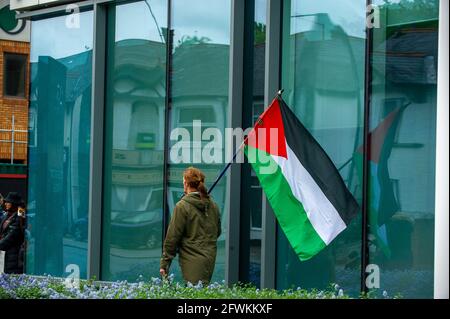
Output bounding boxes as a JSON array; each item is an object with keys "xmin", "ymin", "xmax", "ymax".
[{"xmin": 271, "ymin": 143, "xmax": 347, "ymax": 244}]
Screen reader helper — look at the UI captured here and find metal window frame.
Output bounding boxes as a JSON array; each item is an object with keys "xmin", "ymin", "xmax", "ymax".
[
  {"xmin": 23, "ymin": 0, "xmax": 242, "ymax": 283},
  {"xmin": 360, "ymin": 0, "xmax": 373, "ymax": 294},
  {"xmin": 16, "ymin": 0, "xmax": 113, "ymax": 19},
  {"xmin": 273, "ymin": 0, "xmax": 446, "ymax": 298},
  {"xmin": 225, "ymin": 0, "xmax": 245, "ymax": 286},
  {"xmin": 87, "ymin": 1, "xmax": 107, "ymax": 280},
  {"xmin": 434, "ymin": 0, "xmax": 449, "ymax": 299},
  {"xmin": 22, "ymin": 1, "xmax": 104, "ymax": 279},
  {"xmin": 162, "ymin": 0, "xmax": 173, "ymax": 257},
  {"xmin": 21, "ymin": 0, "xmax": 448, "ymax": 297},
  {"xmin": 237, "ymin": 0, "xmax": 256, "ymax": 285},
  {"xmin": 267, "ymin": 0, "xmax": 371, "ymax": 293},
  {"xmin": 260, "ymin": 0, "xmax": 282, "ymax": 290}
]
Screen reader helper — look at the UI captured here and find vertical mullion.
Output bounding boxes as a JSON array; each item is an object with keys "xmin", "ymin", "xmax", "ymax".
[
  {"xmin": 238, "ymin": 0, "xmax": 255, "ymax": 285},
  {"xmin": 360, "ymin": 0, "xmax": 373, "ymax": 295},
  {"xmin": 87, "ymin": 2, "xmax": 107, "ymax": 280},
  {"xmin": 434, "ymin": 0, "xmax": 449, "ymax": 299},
  {"xmin": 225, "ymin": 0, "xmax": 245, "ymax": 286},
  {"xmin": 261, "ymin": 0, "xmax": 282, "ymax": 290},
  {"xmin": 162, "ymin": 0, "xmax": 173, "ymax": 248}
]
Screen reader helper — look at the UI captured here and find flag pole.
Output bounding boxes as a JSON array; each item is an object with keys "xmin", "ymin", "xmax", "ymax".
[
  {"xmin": 208, "ymin": 90, "xmax": 284, "ymax": 195},
  {"xmin": 207, "ymin": 139, "xmax": 246, "ymax": 195}
]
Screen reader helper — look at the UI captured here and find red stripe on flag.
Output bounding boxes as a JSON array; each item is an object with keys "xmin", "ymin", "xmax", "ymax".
[
  {"xmin": 357, "ymin": 108, "xmax": 400, "ymax": 164},
  {"xmin": 245, "ymin": 98, "xmax": 287, "ymax": 158}
]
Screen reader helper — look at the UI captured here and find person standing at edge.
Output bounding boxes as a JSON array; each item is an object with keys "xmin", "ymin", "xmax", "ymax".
[
  {"xmin": 0, "ymin": 194, "xmax": 6, "ymax": 219},
  {"xmin": 0, "ymin": 192, "xmax": 25, "ymax": 274},
  {"xmin": 160, "ymin": 167, "xmax": 221, "ymax": 285}
]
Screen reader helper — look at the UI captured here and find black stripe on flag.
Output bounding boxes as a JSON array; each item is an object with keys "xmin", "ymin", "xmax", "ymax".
[{"xmin": 278, "ymin": 98, "xmax": 360, "ymax": 225}]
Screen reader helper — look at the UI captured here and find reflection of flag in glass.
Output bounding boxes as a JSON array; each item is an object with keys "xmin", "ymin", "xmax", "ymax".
[{"xmin": 354, "ymin": 105, "xmax": 407, "ymax": 258}]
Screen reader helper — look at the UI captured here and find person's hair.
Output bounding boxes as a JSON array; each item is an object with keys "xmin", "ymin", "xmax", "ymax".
[{"xmin": 183, "ymin": 167, "xmax": 209, "ymax": 199}]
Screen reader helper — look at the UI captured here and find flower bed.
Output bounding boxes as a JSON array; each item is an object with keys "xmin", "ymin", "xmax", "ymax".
[{"xmin": 0, "ymin": 273, "xmax": 394, "ymax": 299}]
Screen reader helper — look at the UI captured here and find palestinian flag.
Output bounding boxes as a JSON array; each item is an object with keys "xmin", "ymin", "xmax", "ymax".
[
  {"xmin": 354, "ymin": 103, "xmax": 408, "ymax": 258},
  {"xmin": 244, "ymin": 97, "xmax": 359, "ymax": 261}
]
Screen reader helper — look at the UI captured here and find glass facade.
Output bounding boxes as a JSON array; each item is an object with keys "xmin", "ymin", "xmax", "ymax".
[
  {"xmin": 167, "ymin": 0, "xmax": 231, "ymax": 283},
  {"xmin": 102, "ymin": 0, "xmax": 167, "ymax": 282},
  {"xmin": 27, "ymin": 11, "xmax": 93, "ymax": 278},
  {"xmin": 23, "ymin": 0, "xmax": 443, "ymax": 298},
  {"xmin": 279, "ymin": 0, "xmax": 366, "ymax": 295},
  {"xmin": 240, "ymin": 0, "xmax": 266, "ymax": 288},
  {"xmin": 368, "ymin": 0, "xmax": 439, "ymax": 298}
]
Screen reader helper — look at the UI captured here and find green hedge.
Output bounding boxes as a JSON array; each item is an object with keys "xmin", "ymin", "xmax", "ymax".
[{"xmin": 0, "ymin": 274, "xmax": 398, "ymax": 299}]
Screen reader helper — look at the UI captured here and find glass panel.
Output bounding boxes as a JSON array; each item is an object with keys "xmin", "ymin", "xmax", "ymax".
[
  {"xmin": 167, "ymin": 0, "xmax": 231, "ymax": 283},
  {"xmin": 241, "ymin": 0, "xmax": 266, "ymax": 288},
  {"xmin": 368, "ymin": 0, "xmax": 439, "ymax": 298},
  {"xmin": 102, "ymin": 0, "xmax": 167, "ymax": 282},
  {"xmin": 279, "ymin": 0, "xmax": 366, "ymax": 295},
  {"xmin": 26, "ymin": 11, "xmax": 93, "ymax": 278}
]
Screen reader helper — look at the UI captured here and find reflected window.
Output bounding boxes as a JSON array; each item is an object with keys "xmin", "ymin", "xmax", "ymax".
[
  {"xmin": 167, "ymin": 0, "xmax": 231, "ymax": 283},
  {"xmin": 26, "ymin": 11, "xmax": 93, "ymax": 278},
  {"xmin": 279, "ymin": 0, "xmax": 366, "ymax": 295},
  {"xmin": 240, "ymin": 0, "xmax": 267, "ymax": 288},
  {"xmin": 368, "ymin": 0, "xmax": 439, "ymax": 298},
  {"xmin": 3, "ymin": 53, "xmax": 27, "ymax": 98},
  {"xmin": 102, "ymin": 0, "xmax": 167, "ymax": 282}
]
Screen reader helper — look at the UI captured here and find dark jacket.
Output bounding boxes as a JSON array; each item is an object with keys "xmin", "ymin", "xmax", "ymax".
[
  {"xmin": 0, "ymin": 212, "xmax": 25, "ymax": 274},
  {"xmin": 161, "ymin": 192, "xmax": 221, "ymax": 285}
]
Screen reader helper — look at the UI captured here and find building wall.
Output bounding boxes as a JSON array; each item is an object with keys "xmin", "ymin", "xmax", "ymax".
[
  {"xmin": 0, "ymin": 40, "xmax": 30, "ymax": 164},
  {"xmin": 17, "ymin": 0, "xmax": 447, "ymax": 299}
]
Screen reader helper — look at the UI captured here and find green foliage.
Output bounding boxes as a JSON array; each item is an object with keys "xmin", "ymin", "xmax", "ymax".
[
  {"xmin": 176, "ymin": 35, "xmax": 212, "ymax": 48},
  {"xmin": 1, "ymin": 274, "xmax": 400, "ymax": 299},
  {"xmin": 0, "ymin": 287, "xmax": 13, "ymax": 299},
  {"xmin": 380, "ymin": 0, "xmax": 439, "ymax": 27},
  {"xmin": 382, "ymin": 0, "xmax": 439, "ymax": 11},
  {"xmin": 14, "ymin": 286, "xmax": 47, "ymax": 299},
  {"xmin": 254, "ymin": 22, "xmax": 266, "ymax": 45}
]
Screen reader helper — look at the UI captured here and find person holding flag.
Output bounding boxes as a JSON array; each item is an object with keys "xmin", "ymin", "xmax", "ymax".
[{"xmin": 160, "ymin": 167, "xmax": 221, "ymax": 285}]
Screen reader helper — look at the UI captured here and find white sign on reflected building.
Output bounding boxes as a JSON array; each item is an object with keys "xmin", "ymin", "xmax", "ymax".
[
  {"xmin": 10, "ymin": 0, "xmax": 76, "ymax": 10},
  {"xmin": 1, "ymin": 0, "xmax": 30, "ymax": 41}
]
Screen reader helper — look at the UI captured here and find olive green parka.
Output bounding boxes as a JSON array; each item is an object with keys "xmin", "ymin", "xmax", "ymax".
[{"xmin": 160, "ymin": 192, "xmax": 221, "ymax": 285}]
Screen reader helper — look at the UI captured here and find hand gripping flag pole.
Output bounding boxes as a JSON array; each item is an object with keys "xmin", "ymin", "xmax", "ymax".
[{"xmin": 207, "ymin": 90, "xmax": 284, "ymax": 195}]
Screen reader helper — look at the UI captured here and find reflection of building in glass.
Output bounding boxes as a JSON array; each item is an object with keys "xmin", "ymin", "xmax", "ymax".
[
  {"xmin": 15, "ymin": 0, "xmax": 447, "ymax": 299},
  {"xmin": 280, "ymin": 9, "xmax": 365, "ymax": 294},
  {"xmin": 22, "ymin": 8, "xmax": 95, "ymax": 278},
  {"xmin": 279, "ymin": 2, "xmax": 441, "ymax": 297},
  {"xmin": 368, "ymin": 23, "xmax": 439, "ymax": 295},
  {"xmin": 108, "ymin": 39, "xmax": 166, "ymax": 254}
]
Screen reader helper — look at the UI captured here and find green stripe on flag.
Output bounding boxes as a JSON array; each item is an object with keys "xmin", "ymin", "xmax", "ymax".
[{"xmin": 245, "ymin": 145, "xmax": 326, "ymax": 261}]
